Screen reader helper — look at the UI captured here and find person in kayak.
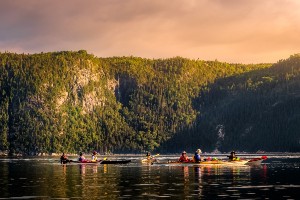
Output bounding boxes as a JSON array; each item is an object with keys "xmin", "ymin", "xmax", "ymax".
[
  {"xmin": 78, "ymin": 152, "xmax": 86, "ymax": 162},
  {"xmin": 60, "ymin": 153, "xmax": 70, "ymax": 164},
  {"xmin": 179, "ymin": 151, "xmax": 190, "ymax": 162},
  {"xmin": 228, "ymin": 151, "xmax": 240, "ymax": 161},
  {"xmin": 193, "ymin": 149, "xmax": 202, "ymax": 163},
  {"xmin": 146, "ymin": 152, "xmax": 153, "ymax": 160},
  {"xmin": 91, "ymin": 151, "xmax": 98, "ymax": 162}
]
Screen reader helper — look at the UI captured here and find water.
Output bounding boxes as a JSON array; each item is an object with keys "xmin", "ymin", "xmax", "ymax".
[{"xmin": 0, "ymin": 155, "xmax": 299, "ymax": 199}]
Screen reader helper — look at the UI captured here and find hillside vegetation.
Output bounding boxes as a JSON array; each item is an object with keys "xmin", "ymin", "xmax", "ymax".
[{"xmin": 0, "ymin": 50, "xmax": 299, "ymax": 155}]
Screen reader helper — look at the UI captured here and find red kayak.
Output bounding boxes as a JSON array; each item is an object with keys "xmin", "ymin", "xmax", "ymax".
[{"xmin": 246, "ymin": 156, "xmax": 267, "ymax": 165}]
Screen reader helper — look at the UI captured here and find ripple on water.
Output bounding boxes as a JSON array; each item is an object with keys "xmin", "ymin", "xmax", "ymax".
[
  {"xmin": 9, "ymin": 196, "xmax": 49, "ymax": 199},
  {"xmin": 133, "ymin": 183, "xmax": 157, "ymax": 186},
  {"xmin": 217, "ymin": 194, "xmax": 229, "ymax": 197}
]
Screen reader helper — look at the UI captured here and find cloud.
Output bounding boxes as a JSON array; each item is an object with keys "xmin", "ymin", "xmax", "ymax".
[{"xmin": 0, "ymin": 0, "xmax": 300, "ymax": 63}]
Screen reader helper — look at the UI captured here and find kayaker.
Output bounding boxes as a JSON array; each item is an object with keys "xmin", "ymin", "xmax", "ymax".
[
  {"xmin": 91, "ymin": 151, "xmax": 98, "ymax": 162},
  {"xmin": 78, "ymin": 152, "xmax": 86, "ymax": 162},
  {"xmin": 146, "ymin": 152, "xmax": 152, "ymax": 160},
  {"xmin": 60, "ymin": 153, "xmax": 70, "ymax": 164},
  {"xmin": 193, "ymin": 149, "xmax": 202, "ymax": 163},
  {"xmin": 228, "ymin": 151, "xmax": 239, "ymax": 161},
  {"xmin": 179, "ymin": 151, "xmax": 190, "ymax": 162}
]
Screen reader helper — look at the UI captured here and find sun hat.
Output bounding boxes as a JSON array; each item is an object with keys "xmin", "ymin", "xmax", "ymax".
[{"xmin": 197, "ymin": 149, "xmax": 202, "ymax": 153}]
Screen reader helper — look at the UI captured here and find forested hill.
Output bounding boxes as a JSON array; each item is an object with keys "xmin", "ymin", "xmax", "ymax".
[{"xmin": 0, "ymin": 51, "xmax": 299, "ymax": 155}]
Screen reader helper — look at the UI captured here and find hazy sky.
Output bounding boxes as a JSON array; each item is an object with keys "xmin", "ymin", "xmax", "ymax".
[{"xmin": 0, "ymin": 0, "xmax": 300, "ymax": 63}]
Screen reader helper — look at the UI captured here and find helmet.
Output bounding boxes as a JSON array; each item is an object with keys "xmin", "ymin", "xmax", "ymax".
[
  {"xmin": 93, "ymin": 151, "xmax": 97, "ymax": 155},
  {"xmin": 196, "ymin": 149, "xmax": 202, "ymax": 154},
  {"xmin": 182, "ymin": 151, "xmax": 186, "ymax": 154}
]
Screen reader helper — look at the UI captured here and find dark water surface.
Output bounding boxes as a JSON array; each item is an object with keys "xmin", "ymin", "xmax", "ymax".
[{"xmin": 0, "ymin": 155, "xmax": 299, "ymax": 199}]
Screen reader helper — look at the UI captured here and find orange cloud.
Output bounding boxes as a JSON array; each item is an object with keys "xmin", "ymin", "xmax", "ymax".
[{"xmin": 0, "ymin": 0, "xmax": 299, "ymax": 63}]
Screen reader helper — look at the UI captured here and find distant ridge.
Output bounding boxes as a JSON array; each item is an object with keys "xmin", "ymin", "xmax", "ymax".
[{"xmin": 0, "ymin": 51, "xmax": 299, "ymax": 155}]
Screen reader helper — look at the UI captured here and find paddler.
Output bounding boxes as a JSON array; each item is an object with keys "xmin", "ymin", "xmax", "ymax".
[
  {"xmin": 179, "ymin": 151, "xmax": 190, "ymax": 162},
  {"xmin": 91, "ymin": 151, "xmax": 98, "ymax": 162},
  {"xmin": 78, "ymin": 152, "xmax": 86, "ymax": 162},
  {"xmin": 193, "ymin": 149, "xmax": 202, "ymax": 163},
  {"xmin": 227, "ymin": 151, "xmax": 239, "ymax": 161},
  {"xmin": 60, "ymin": 152, "xmax": 70, "ymax": 164},
  {"xmin": 146, "ymin": 152, "xmax": 152, "ymax": 160}
]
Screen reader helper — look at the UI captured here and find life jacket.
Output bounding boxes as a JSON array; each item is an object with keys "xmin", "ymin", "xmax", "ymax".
[
  {"xmin": 61, "ymin": 155, "xmax": 67, "ymax": 161},
  {"xmin": 92, "ymin": 155, "xmax": 97, "ymax": 161},
  {"xmin": 179, "ymin": 155, "xmax": 189, "ymax": 162},
  {"xmin": 194, "ymin": 154, "xmax": 201, "ymax": 162},
  {"xmin": 79, "ymin": 156, "xmax": 85, "ymax": 162}
]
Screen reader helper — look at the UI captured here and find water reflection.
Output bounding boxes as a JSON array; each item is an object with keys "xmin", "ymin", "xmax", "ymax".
[
  {"xmin": 0, "ymin": 157, "xmax": 299, "ymax": 199},
  {"xmin": 182, "ymin": 166, "xmax": 189, "ymax": 197},
  {"xmin": 79, "ymin": 164, "xmax": 86, "ymax": 175},
  {"xmin": 193, "ymin": 167, "xmax": 203, "ymax": 198},
  {"xmin": 0, "ymin": 161, "xmax": 9, "ymax": 197}
]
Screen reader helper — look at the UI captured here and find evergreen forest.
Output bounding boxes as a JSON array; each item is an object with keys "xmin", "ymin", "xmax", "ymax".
[{"xmin": 0, "ymin": 50, "xmax": 299, "ymax": 155}]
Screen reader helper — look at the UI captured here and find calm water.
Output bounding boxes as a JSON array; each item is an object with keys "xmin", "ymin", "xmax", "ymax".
[{"xmin": 0, "ymin": 155, "xmax": 299, "ymax": 199}]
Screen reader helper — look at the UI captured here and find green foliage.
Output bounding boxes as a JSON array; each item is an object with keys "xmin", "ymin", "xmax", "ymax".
[
  {"xmin": 0, "ymin": 50, "xmax": 299, "ymax": 155},
  {"xmin": 162, "ymin": 54, "xmax": 300, "ymax": 152}
]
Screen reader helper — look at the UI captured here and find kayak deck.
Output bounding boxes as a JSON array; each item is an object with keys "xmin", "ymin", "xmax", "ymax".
[
  {"xmin": 141, "ymin": 158, "xmax": 158, "ymax": 163},
  {"xmin": 154, "ymin": 157, "xmax": 267, "ymax": 166},
  {"xmin": 62, "ymin": 159, "xmax": 131, "ymax": 164},
  {"xmin": 156, "ymin": 160, "xmax": 248, "ymax": 166}
]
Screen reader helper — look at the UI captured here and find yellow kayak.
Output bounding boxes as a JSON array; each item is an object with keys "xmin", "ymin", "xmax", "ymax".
[
  {"xmin": 141, "ymin": 158, "xmax": 157, "ymax": 164},
  {"xmin": 155, "ymin": 160, "xmax": 249, "ymax": 166}
]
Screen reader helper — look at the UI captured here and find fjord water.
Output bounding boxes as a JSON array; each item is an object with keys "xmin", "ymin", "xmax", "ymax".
[{"xmin": 0, "ymin": 155, "xmax": 299, "ymax": 199}]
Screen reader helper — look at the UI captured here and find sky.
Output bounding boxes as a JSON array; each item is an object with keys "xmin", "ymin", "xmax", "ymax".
[{"xmin": 0, "ymin": 0, "xmax": 300, "ymax": 63}]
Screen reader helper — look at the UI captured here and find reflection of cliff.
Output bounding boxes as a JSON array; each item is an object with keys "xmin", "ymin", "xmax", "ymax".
[
  {"xmin": 9, "ymin": 162, "xmax": 121, "ymax": 199},
  {"xmin": 57, "ymin": 164, "xmax": 124, "ymax": 199},
  {"xmin": 0, "ymin": 161, "xmax": 9, "ymax": 197},
  {"xmin": 199, "ymin": 165, "xmax": 251, "ymax": 198}
]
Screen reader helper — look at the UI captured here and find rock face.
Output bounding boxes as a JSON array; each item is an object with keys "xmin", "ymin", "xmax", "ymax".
[
  {"xmin": 67, "ymin": 67, "xmax": 108, "ymax": 113},
  {"xmin": 0, "ymin": 51, "xmax": 125, "ymax": 155},
  {"xmin": 1, "ymin": 51, "xmax": 300, "ymax": 155}
]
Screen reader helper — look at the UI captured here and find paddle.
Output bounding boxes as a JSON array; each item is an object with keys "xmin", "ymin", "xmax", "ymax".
[{"xmin": 97, "ymin": 157, "xmax": 107, "ymax": 164}]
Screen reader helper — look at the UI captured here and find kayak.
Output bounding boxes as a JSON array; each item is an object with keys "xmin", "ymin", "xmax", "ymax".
[
  {"xmin": 155, "ymin": 160, "xmax": 248, "ymax": 166},
  {"xmin": 71, "ymin": 160, "xmax": 101, "ymax": 164},
  {"xmin": 141, "ymin": 158, "xmax": 158, "ymax": 164},
  {"xmin": 61, "ymin": 159, "xmax": 131, "ymax": 164},
  {"xmin": 246, "ymin": 156, "xmax": 267, "ymax": 165},
  {"xmin": 153, "ymin": 156, "xmax": 267, "ymax": 166},
  {"xmin": 100, "ymin": 160, "xmax": 131, "ymax": 164}
]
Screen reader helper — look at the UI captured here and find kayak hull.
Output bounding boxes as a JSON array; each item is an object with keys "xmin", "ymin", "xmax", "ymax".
[
  {"xmin": 156, "ymin": 160, "xmax": 248, "ymax": 166},
  {"xmin": 100, "ymin": 160, "xmax": 131, "ymax": 164},
  {"xmin": 154, "ymin": 157, "xmax": 267, "ymax": 166},
  {"xmin": 246, "ymin": 158, "xmax": 266, "ymax": 165},
  {"xmin": 141, "ymin": 158, "xmax": 157, "ymax": 164},
  {"xmin": 62, "ymin": 160, "xmax": 131, "ymax": 164}
]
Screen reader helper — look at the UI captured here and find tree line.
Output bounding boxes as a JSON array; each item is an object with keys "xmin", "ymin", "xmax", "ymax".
[{"xmin": 0, "ymin": 50, "xmax": 299, "ymax": 155}]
